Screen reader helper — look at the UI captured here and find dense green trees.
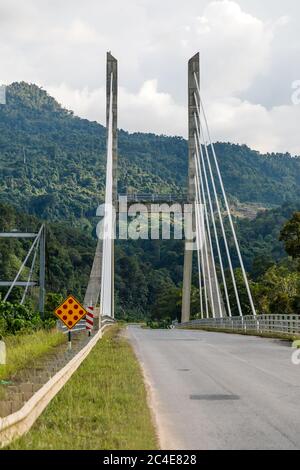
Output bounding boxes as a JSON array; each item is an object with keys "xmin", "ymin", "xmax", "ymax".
[
  {"xmin": 1, "ymin": 82, "xmax": 300, "ymax": 223},
  {"xmin": 0, "ymin": 300, "xmax": 43, "ymax": 336},
  {"xmin": 279, "ymin": 212, "xmax": 300, "ymax": 260},
  {"xmin": 226, "ymin": 210, "xmax": 300, "ymax": 318},
  {"xmin": 1, "ymin": 202, "xmax": 300, "ymax": 323},
  {"xmin": 0, "ymin": 82, "xmax": 300, "ymax": 324},
  {"xmin": 250, "ymin": 259, "xmax": 300, "ymax": 316}
]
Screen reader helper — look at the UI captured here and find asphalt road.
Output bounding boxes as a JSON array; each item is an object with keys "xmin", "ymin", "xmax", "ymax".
[{"xmin": 127, "ymin": 326, "xmax": 300, "ymax": 450}]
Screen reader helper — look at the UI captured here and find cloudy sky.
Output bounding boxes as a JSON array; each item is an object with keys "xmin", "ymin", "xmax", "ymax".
[{"xmin": 1, "ymin": 0, "xmax": 300, "ymax": 154}]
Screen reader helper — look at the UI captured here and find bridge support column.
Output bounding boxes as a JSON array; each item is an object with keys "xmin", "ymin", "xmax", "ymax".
[
  {"xmin": 84, "ymin": 53, "xmax": 118, "ymax": 321},
  {"xmin": 84, "ymin": 239, "xmax": 103, "ymax": 310},
  {"xmin": 181, "ymin": 53, "xmax": 199, "ymax": 323},
  {"xmin": 181, "ymin": 53, "xmax": 226, "ymax": 322},
  {"xmin": 107, "ymin": 52, "xmax": 118, "ymax": 319}
]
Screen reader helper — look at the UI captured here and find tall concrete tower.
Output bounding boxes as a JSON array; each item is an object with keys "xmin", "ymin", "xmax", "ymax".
[
  {"xmin": 106, "ymin": 52, "xmax": 118, "ymax": 318},
  {"xmin": 84, "ymin": 53, "xmax": 118, "ymax": 318},
  {"xmin": 181, "ymin": 53, "xmax": 225, "ymax": 322},
  {"xmin": 181, "ymin": 53, "xmax": 199, "ymax": 323}
]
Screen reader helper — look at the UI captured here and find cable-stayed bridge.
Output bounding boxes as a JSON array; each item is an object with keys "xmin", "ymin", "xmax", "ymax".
[
  {"xmin": 2, "ymin": 53, "xmax": 300, "ymax": 451},
  {"xmin": 85, "ymin": 51, "xmax": 257, "ymax": 328},
  {"xmin": 3, "ymin": 52, "xmax": 299, "ymax": 338},
  {"xmin": 83, "ymin": 56, "xmax": 300, "ymax": 447}
]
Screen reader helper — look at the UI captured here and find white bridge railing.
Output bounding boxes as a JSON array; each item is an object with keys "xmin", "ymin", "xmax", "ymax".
[{"xmin": 177, "ymin": 315, "xmax": 300, "ymax": 335}]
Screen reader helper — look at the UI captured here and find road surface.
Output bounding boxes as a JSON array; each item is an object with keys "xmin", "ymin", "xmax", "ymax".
[{"xmin": 127, "ymin": 326, "xmax": 300, "ymax": 450}]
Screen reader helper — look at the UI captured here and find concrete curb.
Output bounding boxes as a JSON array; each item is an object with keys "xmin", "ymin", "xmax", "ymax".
[{"xmin": 0, "ymin": 322, "xmax": 113, "ymax": 448}]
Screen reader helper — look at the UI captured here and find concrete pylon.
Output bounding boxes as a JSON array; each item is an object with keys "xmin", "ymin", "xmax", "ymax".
[
  {"xmin": 107, "ymin": 52, "xmax": 118, "ymax": 205},
  {"xmin": 83, "ymin": 238, "xmax": 102, "ymax": 308},
  {"xmin": 181, "ymin": 53, "xmax": 199, "ymax": 323},
  {"xmin": 84, "ymin": 53, "xmax": 118, "ymax": 319},
  {"xmin": 106, "ymin": 52, "xmax": 118, "ymax": 319},
  {"xmin": 181, "ymin": 53, "xmax": 225, "ymax": 322}
]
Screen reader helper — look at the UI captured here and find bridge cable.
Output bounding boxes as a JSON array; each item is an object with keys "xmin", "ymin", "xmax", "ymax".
[
  {"xmin": 193, "ymin": 72, "xmax": 256, "ymax": 317},
  {"xmin": 194, "ymin": 94, "xmax": 242, "ymax": 316},
  {"xmin": 194, "ymin": 181, "xmax": 204, "ymax": 319},
  {"xmin": 194, "ymin": 111, "xmax": 233, "ymax": 317},
  {"xmin": 194, "ymin": 114, "xmax": 231, "ymax": 317},
  {"xmin": 194, "ymin": 147, "xmax": 217, "ymax": 318},
  {"xmin": 194, "ymin": 165, "xmax": 209, "ymax": 317},
  {"xmin": 194, "ymin": 137, "xmax": 222, "ymax": 317}
]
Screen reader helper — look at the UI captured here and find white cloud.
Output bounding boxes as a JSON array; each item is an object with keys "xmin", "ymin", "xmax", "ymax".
[
  {"xmin": 47, "ymin": 84, "xmax": 105, "ymax": 123},
  {"xmin": 48, "ymin": 77, "xmax": 300, "ymax": 157},
  {"xmin": 0, "ymin": 0, "xmax": 299, "ymax": 154},
  {"xmin": 57, "ymin": 20, "xmax": 102, "ymax": 45},
  {"xmin": 48, "ymin": 80, "xmax": 186, "ymax": 136},
  {"xmin": 196, "ymin": 0, "xmax": 274, "ymax": 95},
  {"xmin": 204, "ymin": 96, "xmax": 300, "ymax": 155}
]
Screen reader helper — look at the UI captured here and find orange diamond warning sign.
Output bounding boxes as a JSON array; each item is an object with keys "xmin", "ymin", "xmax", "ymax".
[{"xmin": 54, "ymin": 295, "xmax": 87, "ymax": 330}]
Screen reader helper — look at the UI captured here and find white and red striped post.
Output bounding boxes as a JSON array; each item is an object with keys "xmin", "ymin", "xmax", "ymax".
[{"xmin": 86, "ymin": 306, "xmax": 94, "ymax": 336}]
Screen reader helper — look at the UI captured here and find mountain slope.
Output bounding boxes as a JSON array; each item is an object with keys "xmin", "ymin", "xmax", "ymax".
[
  {"xmin": 0, "ymin": 82, "xmax": 300, "ymax": 221},
  {"xmin": 1, "ymin": 200, "xmax": 299, "ymax": 319}
]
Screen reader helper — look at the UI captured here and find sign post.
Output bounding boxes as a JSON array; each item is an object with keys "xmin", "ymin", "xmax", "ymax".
[{"xmin": 54, "ymin": 295, "xmax": 88, "ymax": 350}]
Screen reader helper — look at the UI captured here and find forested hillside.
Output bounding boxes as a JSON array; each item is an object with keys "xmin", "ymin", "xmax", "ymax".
[
  {"xmin": 0, "ymin": 82, "xmax": 300, "ymax": 321},
  {"xmin": 1, "ymin": 201, "xmax": 299, "ymax": 321},
  {"xmin": 1, "ymin": 82, "xmax": 300, "ymax": 223}
]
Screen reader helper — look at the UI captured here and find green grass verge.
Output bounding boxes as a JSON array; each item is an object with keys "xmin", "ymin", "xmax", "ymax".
[
  {"xmin": 7, "ymin": 325, "xmax": 158, "ymax": 450},
  {"xmin": 181, "ymin": 326, "xmax": 300, "ymax": 342},
  {"xmin": 0, "ymin": 329, "xmax": 65, "ymax": 382}
]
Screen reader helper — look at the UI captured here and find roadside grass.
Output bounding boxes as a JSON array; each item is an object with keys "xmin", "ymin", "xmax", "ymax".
[
  {"xmin": 0, "ymin": 329, "xmax": 65, "ymax": 383},
  {"xmin": 7, "ymin": 325, "xmax": 158, "ymax": 450},
  {"xmin": 182, "ymin": 326, "xmax": 300, "ymax": 342}
]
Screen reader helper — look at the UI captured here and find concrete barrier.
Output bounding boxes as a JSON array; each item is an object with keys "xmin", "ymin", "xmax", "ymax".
[{"xmin": 0, "ymin": 321, "xmax": 114, "ymax": 448}]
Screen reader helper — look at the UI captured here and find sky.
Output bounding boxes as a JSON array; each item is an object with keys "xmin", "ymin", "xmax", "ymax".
[{"xmin": 1, "ymin": 0, "xmax": 300, "ymax": 154}]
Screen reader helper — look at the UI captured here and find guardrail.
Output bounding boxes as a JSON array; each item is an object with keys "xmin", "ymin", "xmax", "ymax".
[
  {"xmin": 176, "ymin": 315, "xmax": 300, "ymax": 335},
  {"xmin": 56, "ymin": 315, "xmax": 115, "ymax": 334},
  {"xmin": 56, "ymin": 318, "xmax": 86, "ymax": 333},
  {"xmin": 0, "ymin": 318, "xmax": 115, "ymax": 448}
]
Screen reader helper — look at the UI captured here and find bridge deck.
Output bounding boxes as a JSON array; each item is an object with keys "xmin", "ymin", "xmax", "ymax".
[{"xmin": 128, "ymin": 326, "xmax": 300, "ymax": 450}]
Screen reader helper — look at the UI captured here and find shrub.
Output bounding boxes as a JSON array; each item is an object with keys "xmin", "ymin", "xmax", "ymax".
[{"xmin": 0, "ymin": 300, "xmax": 42, "ymax": 336}]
